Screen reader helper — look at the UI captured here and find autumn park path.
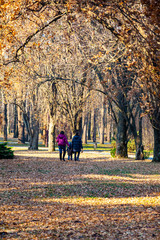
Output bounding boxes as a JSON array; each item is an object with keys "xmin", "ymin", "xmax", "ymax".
[{"xmin": 0, "ymin": 151, "xmax": 160, "ymax": 240}]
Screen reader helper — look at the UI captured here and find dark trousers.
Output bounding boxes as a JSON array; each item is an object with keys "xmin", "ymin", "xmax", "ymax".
[
  {"xmin": 74, "ymin": 151, "xmax": 80, "ymax": 161},
  {"xmin": 58, "ymin": 146, "xmax": 66, "ymax": 160}
]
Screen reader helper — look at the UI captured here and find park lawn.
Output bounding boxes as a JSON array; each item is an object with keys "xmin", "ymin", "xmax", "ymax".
[
  {"xmin": 0, "ymin": 137, "xmax": 113, "ymax": 151},
  {"xmin": 0, "ymin": 151, "xmax": 159, "ymax": 240}
]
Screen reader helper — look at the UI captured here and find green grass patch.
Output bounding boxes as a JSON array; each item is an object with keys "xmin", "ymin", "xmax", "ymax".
[{"xmin": 83, "ymin": 143, "xmax": 112, "ymax": 151}]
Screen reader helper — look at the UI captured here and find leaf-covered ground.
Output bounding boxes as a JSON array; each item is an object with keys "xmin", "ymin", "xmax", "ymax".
[{"xmin": 0, "ymin": 150, "xmax": 160, "ymax": 239}]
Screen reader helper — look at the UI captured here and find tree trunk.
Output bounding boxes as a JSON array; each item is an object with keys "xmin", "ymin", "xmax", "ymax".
[
  {"xmin": 25, "ymin": 129, "xmax": 29, "ymax": 142},
  {"xmin": 45, "ymin": 128, "xmax": 49, "ymax": 147},
  {"xmin": 92, "ymin": 108, "xmax": 96, "ymax": 143},
  {"xmin": 100, "ymin": 98, "xmax": 106, "ymax": 144},
  {"xmin": 82, "ymin": 112, "xmax": 88, "ymax": 144},
  {"xmin": 18, "ymin": 107, "xmax": 25, "ymax": 144},
  {"xmin": 71, "ymin": 114, "xmax": 78, "ymax": 135},
  {"xmin": 88, "ymin": 112, "xmax": 91, "ymax": 140},
  {"xmin": 139, "ymin": 115, "xmax": 143, "ymax": 146},
  {"xmin": 28, "ymin": 122, "xmax": 39, "ymax": 150},
  {"xmin": 3, "ymin": 103, "xmax": 7, "ymax": 141},
  {"xmin": 129, "ymin": 109, "xmax": 144, "ymax": 160},
  {"xmin": 48, "ymin": 118, "xmax": 56, "ymax": 152},
  {"xmin": 116, "ymin": 110, "xmax": 128, "ymax": 157},
  {"xmin": 23, "ymin": 111, "xmax": 39, "ymax": 150},
  {"xmin": 135, "ymin": 113, "xmax": 144, "ymax": 160},
  {"xmin": 7, "ymin": 103, "xmax": 10, "ymax": 135},
  {"xmin": 152, "ymin": 127, "xmax": 160, "ymax": 162},
  {"xmin": 78, "ymin": 117, "xmax": 83, "ymax": 137},
  {"xmin": 106, "ymin": 106, "xmax": 112, "ymax": 142},
  {"xmin": 13, "ymin": 102, "xmax": 18, "ymax": 138}
]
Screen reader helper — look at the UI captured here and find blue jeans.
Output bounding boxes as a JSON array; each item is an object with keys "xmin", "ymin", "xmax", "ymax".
[{"xmin": 58, "ymin": 146, "xmax": 66, "ymax": 160}]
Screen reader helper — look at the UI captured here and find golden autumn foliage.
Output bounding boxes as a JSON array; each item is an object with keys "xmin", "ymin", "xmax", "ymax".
[{"xmin": 0, "ymin": 0, "xmax": 160, "ymax": 160}]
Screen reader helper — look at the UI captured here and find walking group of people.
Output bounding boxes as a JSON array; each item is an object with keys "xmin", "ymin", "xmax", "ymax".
[{"xmin": 56, "ymin": 131, "xmax": 83, "ymax": 161}]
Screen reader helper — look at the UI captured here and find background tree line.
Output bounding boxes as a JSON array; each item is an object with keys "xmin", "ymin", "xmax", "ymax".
[{"xmin": 0, "ymin": 0, "xmax": 159, "ymax": 161}]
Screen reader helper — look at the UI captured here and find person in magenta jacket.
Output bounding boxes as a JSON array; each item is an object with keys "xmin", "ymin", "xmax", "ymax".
[{"xmin": 56, "ymin": 131, "xmax": 69, "ymax": 161}]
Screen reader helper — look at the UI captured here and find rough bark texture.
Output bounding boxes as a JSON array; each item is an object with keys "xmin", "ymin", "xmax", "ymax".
[
  {"xmin": 135, "ymin": 144, "xmax": 144, "ymax": 160},
  {"xmin": 92, "ymin": 108, "xmax": 96, "ymax": 143},
  {"xmin": 45, "ymin": 129, "xmax": 49, "ymax": 147},
  {"xmin": 48, "ymin": 118, "xmax": 56, "ymax": 152},
  {"xmin": 3, "ymin": 103, "xmax": 7, "ymax": 141},
  {"xmin": 7, "ymin": 103, "xmax": 10, "ymax": 134},
  {"xmin": 135, "ymin": 114, "xmax": 144, "ymax": 160},
  {"xmin": 78, "ymin": 117, "xmax": 83, "ymax": 137},
  {"xmin": 82, "ymin": 112, "xmax": 88, "ymax": 144},
  {"xmin": 23, "ymin": 110, "xmax": 39, "ymax": 150},
  {"xmin": 87, "ymin": 112, "xmax": 91, "ymax": 140},
  {"xmin": 13, "ymin": 102, "xmax": 18, "ymax": 138},
  {"xmin": 106, "ymin": 107, "xmax": 112, "ymax": 142},
  {"xmin": 100, "ymin": 99, "xmax": 106, "ymax": 144},
  {"xmin": 139, "ymin": 114, "xmax": 143, "ymax": 147},
  {"xmin": 153, "ymin": 127, "xmax": 160, "ymax": 162},
  {"xmin": 18, "ymin": 107, "xmax": 25, "ymax": 144},
  {"xmin": 28, "ymin": 124, "xmax": 39, "ymax": 150},
  {"xmin": 116, "ymin": 110, "xmax": 128, "ymax": 158}
]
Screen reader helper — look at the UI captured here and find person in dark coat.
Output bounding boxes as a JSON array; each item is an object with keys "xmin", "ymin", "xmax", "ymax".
[
  {"xmin": 72, "ymin": 131, "xmax": 83, "ymax": 161},
  {"xmin": 56, "ymin": 131, "xmax": 69, "ymax": 161}
]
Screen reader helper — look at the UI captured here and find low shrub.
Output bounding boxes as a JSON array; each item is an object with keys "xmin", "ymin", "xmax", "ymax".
[
  {"xmin": 0, "ymin": 142, "xmax": 14, "ymax": 159},
  {"xmin": 110, "ymin": 147, "xmax": 116, "ymax": 158},
  {"xmin": 111, "ymin": 140, "xmax": 116, "ymax": 148},
  {"xmin": 110, "ymin": 140, "xmax": 116, "ymax": 157}
]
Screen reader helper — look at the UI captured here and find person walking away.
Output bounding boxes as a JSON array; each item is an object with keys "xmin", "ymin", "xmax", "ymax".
[
  {"xmin": 72, "ymin": 131, "xmax": 83, "ymax": 161},
  {"xmin": 56, "ymin": 131, "xmax": 69, "ymax": 161}
]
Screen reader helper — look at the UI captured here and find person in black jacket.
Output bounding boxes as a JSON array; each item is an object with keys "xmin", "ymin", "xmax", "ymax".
[{"xmin": 72, "ymin": 131, "xmax": 83, "ymax": 161}]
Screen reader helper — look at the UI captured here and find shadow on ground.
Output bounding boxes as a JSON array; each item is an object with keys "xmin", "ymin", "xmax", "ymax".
[{"xmin": 0, "ymin": 152, "xmax": 160, "ymax": 239}]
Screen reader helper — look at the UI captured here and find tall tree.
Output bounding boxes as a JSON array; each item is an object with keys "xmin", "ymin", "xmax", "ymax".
[
  {"xmin": 99, "ymin": 95, "xmax": 106, "ymax": 144},
  {"xmin": 2, "ymin": 92, "xmax": 7, "ymax": 141},
  {"xmin": 17, "ymin": 106, "xmax": 25, "ymax": 144},
  {"xmin": 13, "ymin": 99, "xmax": 18, "ymax": 138},
  {"xmin": 82, "ymin": 109, "xmax": 88, "ymax": 144},
  {"xmin": 1, "ymin": 0, "xmax": 159, "ymax": 160}
]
